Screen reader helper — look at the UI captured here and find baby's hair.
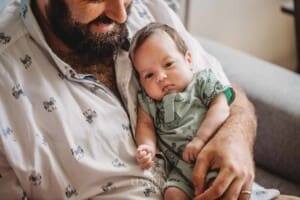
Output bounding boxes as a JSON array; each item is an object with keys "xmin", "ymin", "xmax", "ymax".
[
  {"xmin": 129, "ymin": 22, "xmax": 188, "ymax": 59},
  {"xmin": 129, "ymin": 22, "xmax": 188, "ymax": 71}
]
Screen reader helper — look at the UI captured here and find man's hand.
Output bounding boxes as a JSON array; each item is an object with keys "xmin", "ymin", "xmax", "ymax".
[
  {"xmin": 193, "ymin": 134, "xmax": 255, "ymax": 200},
  {"xmin": 136, "ymin": 144, "xmax": 155, "ymax": 169},
  {"xmin": 193, "ymin": 85, "xmax": 257, "ymax": 200}
]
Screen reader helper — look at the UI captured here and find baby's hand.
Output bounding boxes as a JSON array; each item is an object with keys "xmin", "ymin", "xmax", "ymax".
[
  {"xmin": 136, "ymin": 144, "xmax": 155, "ymax": 169},
  {"xmin": 182, "ymin": 137, "xmax": 205, "ymax": 163}
]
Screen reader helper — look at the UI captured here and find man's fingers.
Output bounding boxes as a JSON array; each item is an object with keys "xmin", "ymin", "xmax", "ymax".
[
  {"xmin": 238, "ymin": 176, "xmax": 254, "ymax": 200},
  {"xmin": 194, "ymin": 168, "xmax": 235, "ymax": 200},
  {"xmin": 193, "ymin": 155, "xmax": 210, "ymax": 195},
  {"xmin": 224, "ymin": 169, "xmax": 254, "ymax": 200},
  {"xmin": 221, "ymin": 178, "xmax": 244, "ymax": 200},
  {"xmin": 238, "ymin": 186, "xmax": 252, "ymax": 200}
]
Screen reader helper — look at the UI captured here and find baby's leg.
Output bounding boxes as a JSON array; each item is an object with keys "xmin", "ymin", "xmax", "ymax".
[
  {"xmin": 164, "ymin": 187, "xmax": 189, "ymax": 200},
  {"xmin": 163, "ymin": 168, "xmax": 193, "ymax": 200}
]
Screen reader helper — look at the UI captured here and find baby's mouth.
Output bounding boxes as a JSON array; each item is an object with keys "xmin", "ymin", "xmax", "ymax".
[{"xmin": 162, "ymin": 84, "xmax": 174, "ymax": 92}]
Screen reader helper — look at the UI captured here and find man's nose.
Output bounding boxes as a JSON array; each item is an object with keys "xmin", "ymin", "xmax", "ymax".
[{"xmin": 105, "ymin": 0, "xmax": 131, "ymax": 24}]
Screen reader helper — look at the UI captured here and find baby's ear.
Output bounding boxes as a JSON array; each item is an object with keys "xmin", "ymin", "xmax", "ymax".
[{"xmin": 185, "ymin": 50, "xmax": 192, "ymax": 65}]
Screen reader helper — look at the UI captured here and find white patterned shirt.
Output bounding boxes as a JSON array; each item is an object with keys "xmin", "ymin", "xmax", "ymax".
[{"xmin": 0, "ymin": 0, "xmax": 228, "ymax": 199}]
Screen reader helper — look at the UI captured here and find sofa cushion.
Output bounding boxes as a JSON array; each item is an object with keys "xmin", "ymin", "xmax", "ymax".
[{"xmin": 256, "ymin": 167, "xmax": 300, "ymax": 196}]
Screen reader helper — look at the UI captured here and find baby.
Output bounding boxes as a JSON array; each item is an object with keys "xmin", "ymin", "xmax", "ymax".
[{"xmin": 129, "ymin": 22, "xmax": 235, "ymax": 200}]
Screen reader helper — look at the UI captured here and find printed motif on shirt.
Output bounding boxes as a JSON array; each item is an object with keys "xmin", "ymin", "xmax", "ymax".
[
  {"xmin": 65, "ymin": 184, "xmax": 78, "ymax": 198},
  {"xmin": 43, "ymin": 97, "xmax": 57, "ymax": 112},
  {"xmin": 29, "ymin": 171, "xmax": 42, "ymax": 186},
  {"xmin": 112, "ymin": 158, "xmax": 126, "ymax": 168},
  {"xmin": 0, "ymin": 32, "xmax": 11, "ymax": 45},
  {"xmin": 2, "ymin": 127, "xmax": 16, "ymax": 141},
  {"xmin": 83, "ymin": 108, "xmax": 97, "ymax": 123},
  {"xmin": 20, "ymin": 54, "xmax": 32, "ymax": 69},
  {"xmin": 101, "ymin": 182, "xmax": 115, "ymax": 192},
  {"xmin": 21, "ymin": 2, "xmax": 28, "ymax": 18},
  {"xmin": 12, "ymin": 84, "xmax": 25, "ymax": 99},
  {"xmin": 71, "ymin": 145, "xmax": 85, "ymax": 160},
  {"xmin": 134, "ymin": 0, "xmax": 152, "ymax": 20}
]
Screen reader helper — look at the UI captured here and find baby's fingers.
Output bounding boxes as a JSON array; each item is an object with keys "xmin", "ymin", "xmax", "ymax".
[
  {"xmin": 141, "ymin": 159, "xmax": 154, "ymax": 169},
  {"xmin": 182, "ymin": 148, "xmax": 188, "ymax": 162},
  {"xmin": 183, "ymin": 148, "xmax": 192, "ymax": 163},
  {"xmin": 139, "ymin": 154, "xmax": 153, "ymax": 169}
]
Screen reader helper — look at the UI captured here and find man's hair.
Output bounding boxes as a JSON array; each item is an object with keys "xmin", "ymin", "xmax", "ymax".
[{"xmin": 129, "ymin": 22, "xmax": 188, "ymax": 64}]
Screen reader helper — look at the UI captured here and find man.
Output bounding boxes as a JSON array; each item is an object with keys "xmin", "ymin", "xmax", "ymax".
[{"xmin": 0, "ymin": 0, "xmax": 286, "ymax": 199}]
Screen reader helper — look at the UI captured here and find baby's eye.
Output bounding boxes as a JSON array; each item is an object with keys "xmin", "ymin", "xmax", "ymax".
[
  {"xmin": 144, "ymin": 73, "xmax": 154, "ymax": 79},
  {"xmin": 165, "ymin": 61, "xmax": 174, "ymax": 68}
]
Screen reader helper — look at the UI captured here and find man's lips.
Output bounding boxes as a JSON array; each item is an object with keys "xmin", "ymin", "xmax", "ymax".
[{"xmin": 90, "ymin": 22, "xmax": 115, "ymax": 33}]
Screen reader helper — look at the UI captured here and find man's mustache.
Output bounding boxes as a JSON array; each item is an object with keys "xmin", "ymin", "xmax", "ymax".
[{"xmin": 92, "ymin": 15, "xmax": 115, "ymax": 25}]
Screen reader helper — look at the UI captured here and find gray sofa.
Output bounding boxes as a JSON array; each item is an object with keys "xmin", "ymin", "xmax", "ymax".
[{"xmin": 198, "ymin": 37, "xmax": 300, "ymax": 196}]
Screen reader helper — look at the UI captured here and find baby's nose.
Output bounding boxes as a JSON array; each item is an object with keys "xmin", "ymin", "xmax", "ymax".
[{"xmin": 157, "ymin": 72, "xmax": 167, "ymax": 82}]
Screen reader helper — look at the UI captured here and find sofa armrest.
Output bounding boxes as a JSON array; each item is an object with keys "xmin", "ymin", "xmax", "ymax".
[{"xmin": 198, "ymin": 37, "xmax": 300, "ymax": 184}]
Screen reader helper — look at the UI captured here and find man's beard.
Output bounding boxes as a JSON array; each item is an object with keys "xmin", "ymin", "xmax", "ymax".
[{"xmin": 46, "ymin": 0, "xmax": 130, "ymax": 64}]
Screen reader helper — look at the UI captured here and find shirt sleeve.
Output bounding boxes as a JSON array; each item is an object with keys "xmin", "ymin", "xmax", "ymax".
[{"xmin": 196, "ymin": 69, "xmax": 235, "ymax": 107}]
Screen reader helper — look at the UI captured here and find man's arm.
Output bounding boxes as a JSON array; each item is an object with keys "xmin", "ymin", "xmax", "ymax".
[{"xmin": 193, "ymin": 85, "xmax": 257, "ymax": 200}]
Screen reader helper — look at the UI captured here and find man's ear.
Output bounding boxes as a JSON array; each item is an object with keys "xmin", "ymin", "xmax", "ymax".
[{"xmin": 185, "ymin": 50, "xmax": 193, "ymax": 65}]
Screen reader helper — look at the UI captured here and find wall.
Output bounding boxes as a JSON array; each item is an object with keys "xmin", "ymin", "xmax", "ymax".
[
  {"xmin": 185, "ymin": 0, "xmax": 297, "ymax": 72},
  {"xmin": 0, "ymin": 0, "xmax": 11, "ymax": 12}
]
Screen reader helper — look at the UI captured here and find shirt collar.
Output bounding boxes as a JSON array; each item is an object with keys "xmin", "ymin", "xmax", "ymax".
[{"xmin": 20, "ymin": 0, "xmax": 81, "ymax": 79}]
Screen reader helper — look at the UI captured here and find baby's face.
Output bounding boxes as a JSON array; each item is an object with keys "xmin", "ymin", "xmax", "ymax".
[{"xmin": 132, "ymin": 31, "xmax": 193, "ymax": 101}]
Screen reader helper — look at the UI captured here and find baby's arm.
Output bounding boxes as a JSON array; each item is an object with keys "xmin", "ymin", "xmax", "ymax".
[
  {"xmin": 183, "ymin": 93, "xmax": 230, "ymax": 162},
  {"xmin": 135, "ymin": 106, "xmax": 157, "ymax": 169}
]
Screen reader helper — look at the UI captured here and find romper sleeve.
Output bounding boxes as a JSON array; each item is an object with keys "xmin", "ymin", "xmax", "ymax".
[
  {"xmin": 137, "ymin": 89, "xmax": 157, "ymax": 119},
  {"xmin": 196, "ymin": 68, "xmax": 235, "ymax": 107}
]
